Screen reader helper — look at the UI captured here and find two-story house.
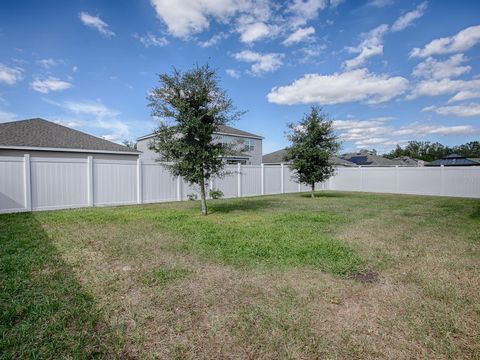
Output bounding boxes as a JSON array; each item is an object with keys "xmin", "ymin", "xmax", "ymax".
[{"xmin": 136, "ymin": 125, "xmax": 263, "ymax": 165}]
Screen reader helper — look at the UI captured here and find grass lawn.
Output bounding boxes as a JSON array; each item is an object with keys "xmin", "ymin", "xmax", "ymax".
[{"xmin": 1, "ymin": 191, "xmax": 479, "ymax": 359}]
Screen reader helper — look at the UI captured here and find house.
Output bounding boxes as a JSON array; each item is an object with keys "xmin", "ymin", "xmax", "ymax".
[
  {"xmin": 262, "ymin": 148, "xmax": 356, "ymax": 166},
  {"xmin": 426, "ymin": 154, "xmax": 480, "ymax": 166},
  {"xmin": 137, "ymin": 124, "xmax": 263, "ymax": 165},
  {"xmin": 340, "ymin": 150, "xmax": 400, "ymax": 166},
  {"xmin": 0, "ymin": 118, "xmax": 140, "ymax": 159}
]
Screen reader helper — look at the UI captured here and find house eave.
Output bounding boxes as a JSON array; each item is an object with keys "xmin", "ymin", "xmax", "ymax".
[{"xmin": 0, "ymin": 145, "xmax": 141, "ymax": 155}]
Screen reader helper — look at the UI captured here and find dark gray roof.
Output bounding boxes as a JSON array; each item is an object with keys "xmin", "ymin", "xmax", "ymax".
[
  {"xmin": 0, "ymin": 118, "xmax": 139, "ymax": 154},
  {"xmin": 427, "ymin": 155, "xmax": 480, "ymax": 166},
  {"xmin": 392, "ymin": 156, "xmax": 420, "ymax": 166},
  {"xmin": 341, "ymin": 151, "xmax": 399, "ymax": 166},
  {"xmin": 215, "ymin": 125, "xmax": 263, "ymax": 139},
  {"xmin": 137, "ymin": 124, "xmax": 263, "ymax": 141},
  {"xmin": 262, "ymin": 148, "xmax": 356, "ymax": 166}
]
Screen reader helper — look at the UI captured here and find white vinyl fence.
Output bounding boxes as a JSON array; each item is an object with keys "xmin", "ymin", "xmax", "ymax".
[{"xmin": 1, "ymin": 155, "xmax": 479, "ymax": 213}]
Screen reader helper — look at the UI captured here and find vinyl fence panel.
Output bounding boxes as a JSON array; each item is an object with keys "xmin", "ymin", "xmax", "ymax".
[
  {"xmin": 31, "ymin": 157, "xmax": 89, "ymax": 211},
  {"xmin": 0, "ymin": 156, "xmax": 26, "ymax": 212},
  {"xmin": 1, "ymin": 155, "xmax": 480, "ymax": 214},
  {"xmin": 93, "ymin": 159, "xmax": 137, "ymax": 206}
]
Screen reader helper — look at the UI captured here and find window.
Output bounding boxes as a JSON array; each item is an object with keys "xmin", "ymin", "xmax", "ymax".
[{"xmin": 245, "ymin": 139, "xmax": 255, "ymax": 152}]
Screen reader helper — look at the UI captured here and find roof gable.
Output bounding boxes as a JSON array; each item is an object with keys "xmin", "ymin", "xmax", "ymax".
[{"xmin": 0, "ymin": 118, "xmax": 139, "ymax": 154}]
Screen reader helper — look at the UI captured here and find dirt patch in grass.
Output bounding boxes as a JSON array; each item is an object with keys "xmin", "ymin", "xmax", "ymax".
[{"xmin": 350, "ymin": 269, "xmax": 379, "ymax": 283}]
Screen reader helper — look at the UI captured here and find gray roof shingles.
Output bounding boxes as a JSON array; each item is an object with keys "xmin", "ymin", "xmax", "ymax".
[
  {"xmin": 262, "ymin": 148, "xmax": 356, "ymax": 166},
  {"xmin": 0, "ymin": 118, "xmax": 139, "ymax": 153}
]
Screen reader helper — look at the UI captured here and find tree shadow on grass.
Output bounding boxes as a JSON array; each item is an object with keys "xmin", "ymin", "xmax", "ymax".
[
  {"xmin": 209, "ymin": 198, "xmax": 278, "ymax": 214},
  {"xmin": 299, "ymin": 192, "xmax": 351, "ymax": 198},
  {"xmin": 0, "ymin": 212, "xmax": 120, "ymax": 358}
]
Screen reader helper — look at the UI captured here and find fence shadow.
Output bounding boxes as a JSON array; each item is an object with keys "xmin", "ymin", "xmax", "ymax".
[{"xmin": 0, "ymin": 212, "xmax": 119, "ymax": 358}]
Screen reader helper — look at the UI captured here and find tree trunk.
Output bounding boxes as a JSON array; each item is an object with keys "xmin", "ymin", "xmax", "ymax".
[
  {"xmin": 199, "ymin": 171, "xmax": 208, "ymax": 215},
  {"xmin": 311, "ymin": 182, "xmax": 315, "ymax": 198}
]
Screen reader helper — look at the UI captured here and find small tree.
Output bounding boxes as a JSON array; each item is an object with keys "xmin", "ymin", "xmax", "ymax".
[
  {"xmin": 148, "ymin": 64, "xmax": 242, "ymax": 215},
  {"xmin": 285, "ymin": 106, "xmax": 340, "ymax": 198}
]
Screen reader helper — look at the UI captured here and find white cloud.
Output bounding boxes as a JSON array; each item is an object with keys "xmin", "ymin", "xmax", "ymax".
[
  {"xmin": 198, "ymin": 32, "xmax": 227, "ymax": 47},
  {"xmin": 45, "ymin": 99, "xmax": 130, "ymax": 142},
  {"xmin": 79, "ymin": 12, "xmax": 115, "ymax": 37},
  {"xmin": 30, "ymin": 76, "xmax": 72, "ymax": 94},
  {"xmin": 366, "ymin": 0, "xmax": 394, "ymax": 8},
  {"xmin": 330, "ymin": 0, "xmax": 344, "ymax": 8},
  {"xmin": 0, "ymin": 63, "xmax": 23, "ymax": 85},
  {"xmin": 267, "ymin": 68, "xmax": 408, "ymax": 105},
  {"xmin": 287, "ymin": 0, "xmax": 327, "ymax": 26},
  {"xmin": 149, "ymin": 0, "xmax": 244, "ymax": 38},
  {"xmin": 233, "ymin": 50, "xmax": 284, "ymax": 75},
  {"xmin": 447, "ymin": 90, "xmax": 480, "ymax": 103},
  {"xmin": 343, "ymin": 24, "xmax": 389, "ymax": 69},
  {"xmin": 53, "ymin": 119, "xmax": 85, "ymax": 128},
  {"xmin": 37, "ymin": 58, "xmax": 63, "ymax": 68},
  {"xmin": 238, "ymin": 21, "xmax": 272, "ymax": 43},
  {"xmin": 391, "ymin": 1, "xmax": 427, "ymax": 32},
  {"xmin": 0, "ymin": 109, "xmax": 17, "ymax": 122},
  {"xmin": 408, "ymin": 78, "xmax": 480, "ymax": 99},
  {"xmin": 226, "ymin": 69, "xmax": 241, "ymax": 79},
  {"xmin": 134, "ymin": 32, "xmax": 169, "ymax": 47},
  {"xmin": 422, "ymin": 103, "xmax": 480, "ymax": 117},
  {"xmin": 283, "ymin": 26, "xmax": 315, "ymax": 46},
  {"xmin": 333, "ymin": 117, "xmax": 476, "ymax": 150},
  {"xmin": 410, "ymin": 24, "xmax": 480, "ymax": 58},
  {"xmin": 412, "ymin": 54, "xmax": 471, "ymax": 80}
]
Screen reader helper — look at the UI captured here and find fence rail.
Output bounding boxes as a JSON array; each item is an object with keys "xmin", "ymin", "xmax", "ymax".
[{"xmin": 1, "ymin": 155, "xmax": 479, "ymax": 213}]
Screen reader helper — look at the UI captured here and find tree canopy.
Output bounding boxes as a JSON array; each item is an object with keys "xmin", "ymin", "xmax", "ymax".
[
  {"xmin": 285, "ymin": 106, "xmax": 340, "ymax": 198},
  {"xmin": 384, "ymin": 141, "xmax": 480, "ymax": 161}
]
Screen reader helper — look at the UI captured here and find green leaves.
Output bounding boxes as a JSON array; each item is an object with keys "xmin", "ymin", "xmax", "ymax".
[
  {"xmin": 285, "ymin": 106, "xmax": 340, "ymax": 188},
  {"xmin": 148, "ymin": 64, "xmax": 243, "ymax": 213}
]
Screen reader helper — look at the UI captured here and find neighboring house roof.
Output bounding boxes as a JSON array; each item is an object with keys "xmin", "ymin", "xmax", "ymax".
[
  {"xmin": 426, "ymin": 154, "xmax": 480, "ymax": 166},
  {"xmin": 262, "ymin": 148, "xmax": 356, "ymax": 166},
  {"xmin": 137, "ymin": 124, "xmax": 263, "ymax": 141},
  {"xmin": 392, "ymin": 156, "xmax": 421, "ymax": 166},
  {"xmin": 0, "ymin": 118, "xmax": 139, "ymax": 154},
  {"xmin": 340, "ymin": 151, "xmax": 399, "ymax": 166}
]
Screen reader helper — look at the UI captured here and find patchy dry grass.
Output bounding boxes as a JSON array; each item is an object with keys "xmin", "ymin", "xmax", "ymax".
[{"xmin": 1, "ymin": 192, "xmax": 479, "ymax": 359}]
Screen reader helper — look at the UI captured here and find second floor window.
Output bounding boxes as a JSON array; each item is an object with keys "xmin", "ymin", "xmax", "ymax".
[{"xmin": 245, "ymin": 139, "xmax": 255, "ymax": 152}]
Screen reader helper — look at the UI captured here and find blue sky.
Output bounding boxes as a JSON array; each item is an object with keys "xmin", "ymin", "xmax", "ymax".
[{"xmin": 0, "ymin": 0, "xmax": 479, "ymax": 154}]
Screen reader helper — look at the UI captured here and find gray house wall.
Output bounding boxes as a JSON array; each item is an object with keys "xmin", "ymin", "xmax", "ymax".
[{"xmin": 137, "ymin": 134, "xmax": 263, "ymax": 165}]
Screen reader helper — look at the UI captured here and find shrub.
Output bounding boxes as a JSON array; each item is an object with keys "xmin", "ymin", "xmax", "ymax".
[
  {"xmin": 187, "ymin": 193, "xmax": 198, "ymax": 201},
  {"xmin": 209, "ymin": 189, "xmax": 224, "ymax": 199}
]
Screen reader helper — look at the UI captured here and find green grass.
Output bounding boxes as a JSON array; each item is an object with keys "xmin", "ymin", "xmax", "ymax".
[{"xmin": 0, "ymin": 191, "xmax": 479, "ymax": 359}]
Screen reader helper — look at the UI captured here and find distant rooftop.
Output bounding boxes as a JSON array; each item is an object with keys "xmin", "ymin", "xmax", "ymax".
[
  {"xmin": 262, "ymin": 148, "xmax": 356, "ymax": 166},
  {"xmin": 0, "ymin": 118, "xmax": 139, "ymax": 154},
  {"xmin": 427, "ymin": 154, "xmax": 480, "ymax": 166}
]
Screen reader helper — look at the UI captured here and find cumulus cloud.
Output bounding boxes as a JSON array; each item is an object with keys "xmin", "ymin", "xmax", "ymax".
[
  {"xmin": 30, "ymin": 76, "xmax": 72, "ymax": 93},
  {"xmin": 391, "ymin": 1, "xmax": 427, "ymax": 32},
  {"xmin": 366, "ymin": 0, "xmax": 394, "ymax": 7},
  {"xmin": 238, "ymin": 21, "xmax": 273, "ymax": 43},
  {"xmin": 44, "ymin": 99, "xmax": 130, "ymax": 142},
  {"xmin": 283, "ymin": 26, "xmax": 315, "ymax": 46},
  {"xmin": 233, "ymin": 50, "xmax": 284, "ymax": 76},
  {"xmin": 343, "ymin": 24, "xmax": 389, "ymax": 69},
  {"xmin": 287, "ymin": 0, "xmax": 328, "ymax": 26},
  {"xmin": 422, "ymin": 103, "xmax": 480, "ymax": 117},
  {"xmin": 412, "ymin": 54, "xmax": 471, "ymax": 80},
  {"xmin": 198, "ymin": 32, "xmax": 228, "ymax": 47},
  {"xmin": 410, "ymin": 24, "xmax": 480, "ymax": 58},
  {"xmin": 134, "ymin": 32, "xmax": 169, "ymax": 47},
  {"xmin": 79, "ymin": 12, "xmax": 115, "ymax": 37},
  {"xmin": 408, "ymin": 78, "xmax": 480, "ymax": 99},
  {"xmin": 267, "ymin": 68, "xmax": 408, "ymax": 105},
  {"xmin": 36, "ymin": 58, "xmax": 63, "ymax": 68},
  {"xmin": 0, "ymin": 63, "xmax": 23, "ymax": 85},
  {"xmin": 447, "ymin": 90, "xmax": 480, "ymax": 104},
  {"xmin": 226, "ymin": 69, "xmax": 241, "ymax": 79},
  {"xmin": 333, "ymin": 116, "xmax": 476, "ymax": 150}
]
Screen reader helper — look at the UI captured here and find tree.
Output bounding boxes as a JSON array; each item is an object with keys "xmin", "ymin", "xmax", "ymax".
[
  {"xmin": 284, "ymin": 106, "xmax": 340, "ymax": 198},
  {"xmin": 147, "ymin": 64, "xmax": 243, "ymax": 215},
  {"xmin": 122, "ymin": 140, "xmax": 137, "ymax": 150}
]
